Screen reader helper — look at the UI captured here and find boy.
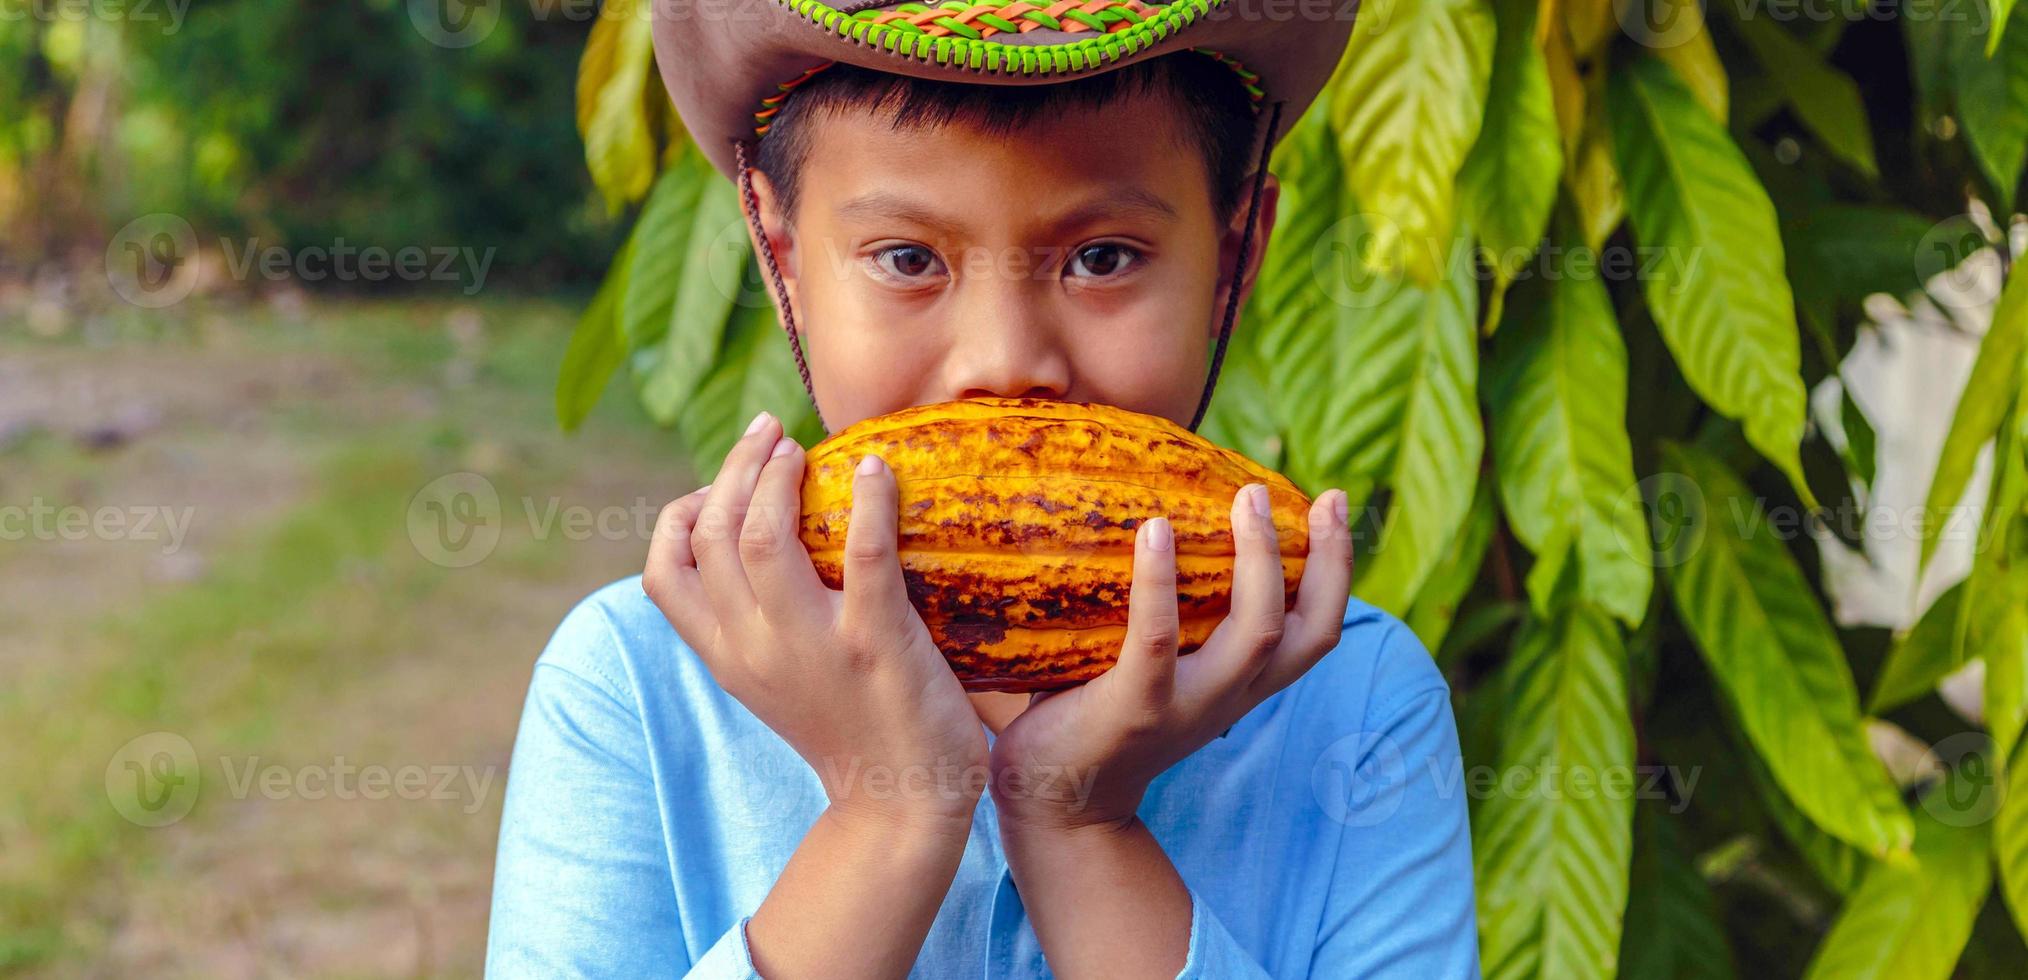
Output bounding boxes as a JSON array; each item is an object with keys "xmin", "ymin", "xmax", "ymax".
[{"xmin": 488, "ymin": 2, "xmax": 1478, "ymax": 977}]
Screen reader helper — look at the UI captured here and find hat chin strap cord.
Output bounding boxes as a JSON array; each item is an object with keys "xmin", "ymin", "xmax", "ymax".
[{"xmin": 732, "ymin": 97, "xmax": 1283, "ymax": 438}]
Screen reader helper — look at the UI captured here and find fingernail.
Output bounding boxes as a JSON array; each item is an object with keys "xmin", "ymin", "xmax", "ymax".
[
  {"xmin": 1146, "ymin": 517, "xmax": 1172, "ymax": 552},
  {"xmin": 1332, "ymin": 489, "xmax": 1348, "ymax": 526},
  {"xmin": 857, "ymin": 454, "xmax": 884, "ymax": 476},
  {"xmin": 745, "ymin": 411, "xmax": 772, "ymax": 437},
  {"xmin": 1249, "ymin": 484, "xmax": 1271, "ymax": 520},
  {"xmin": 770, "ymin": 437, "xmax": 796, "ymax": 459}
]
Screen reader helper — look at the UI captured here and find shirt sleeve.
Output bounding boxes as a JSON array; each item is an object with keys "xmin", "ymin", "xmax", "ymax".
[
  {"xmin": 485, "ymin": 601, "xmax": 759, "ymax": 979},
  {"xmin": 1307, "ymin": 628, "xmax": 1482, "ymax": 978},
  {"xmin": 1173, "ymin": 884, "xmax": 1272, "ymax": 979},
  {"xmin": 1171, "ymin": 623, "xmax": 1480, "ymax": 980}
]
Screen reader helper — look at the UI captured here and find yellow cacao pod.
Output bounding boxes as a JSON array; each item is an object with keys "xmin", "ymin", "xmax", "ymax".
[{"xmin": 799, "ymin": 397, "xmax": 1311, "ymax": 692}]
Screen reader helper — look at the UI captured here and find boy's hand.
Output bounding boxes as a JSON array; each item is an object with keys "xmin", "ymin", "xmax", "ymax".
[
  {"xmin": 643, "ymin": 411, "xmax": 989, "ymax": 827},
  {"xmin": 988, "ymin": 484, "xmax": 1354, "ymax": 833}
]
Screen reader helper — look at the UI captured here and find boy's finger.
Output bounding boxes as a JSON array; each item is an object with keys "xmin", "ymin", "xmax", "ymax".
[
  {"xmin": 642, "ymin": 485, "xmax": 716, "ymax": 644},
  {"xmin": 738, "ymin": 436, "xmax": 830, "ymax": 633},
  {"xmin": 1256, "ymin": 490, "xmax": 1354, "ymax": 694},
  {"xmin": 1110, "ymin": 516, "xmax": 1178, "ymax": 712},
  {"xmin": 838, "ymin": 454, "xmax": 910, "ymax": 645},
  {"xmin": 693, "ymin": 411, "xmax": 780, "ymax": 620},
  {"xmin": 1186, "ymin": 484, "xmax": 1287, "ymax": 699}
]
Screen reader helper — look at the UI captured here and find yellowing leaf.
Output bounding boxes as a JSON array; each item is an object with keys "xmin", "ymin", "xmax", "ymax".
[{"xmin": 1329, "ymin": 0, "xmax": 1496, "ymax": 285}]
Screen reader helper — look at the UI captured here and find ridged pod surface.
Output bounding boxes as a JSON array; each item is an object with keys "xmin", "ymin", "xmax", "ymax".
[{"xmin": 799, "ymin": 397, "xmax": 1311, "ymax": 692}]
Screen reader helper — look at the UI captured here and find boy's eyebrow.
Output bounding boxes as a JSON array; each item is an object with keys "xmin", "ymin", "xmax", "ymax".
[{"xmin": 830, "ymin": 187, "xmax": 1179, "ymax": 236}]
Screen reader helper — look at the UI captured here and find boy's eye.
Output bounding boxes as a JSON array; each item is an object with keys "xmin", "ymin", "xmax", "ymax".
[
  {"xmin": 1068, "ymin": 243, "xmax": 1138, "ymax": 279},
  {"xmin": 872, "ymin": 244, "xmax": 946, "ymax": 281}
]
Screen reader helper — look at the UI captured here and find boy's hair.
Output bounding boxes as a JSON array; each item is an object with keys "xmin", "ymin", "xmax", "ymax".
[{"xmin": 752, "ymin": 52, "xmax": 1260, "ymax": 224}]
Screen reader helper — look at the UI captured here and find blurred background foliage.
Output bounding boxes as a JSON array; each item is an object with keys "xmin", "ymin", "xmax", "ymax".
[
  {"xmin": 566, "ymin": 0, "xmax": 2028, "ymax": 977},
  {"xmin": 0, "ymin": 0, "xmax": 616, "ymax": 286}
]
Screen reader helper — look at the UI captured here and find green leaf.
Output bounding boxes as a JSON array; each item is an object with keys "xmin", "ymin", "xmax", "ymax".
[
  {"xmin": 1458, "ymin": 0, "xmax": 1562, "ymax": 311},
  {"xmin": 1920, "ymin": 264, "xmax": 2028, "ymax": 573},
  {"xmin": 1867, "ymin": 582, "xmax": 1968, "ymax": 714},
  {"xmin": 1341, "ymin": 235, "xmax": 1485, "ymax": 616},
  {"xmin": 1659, "ymin": 442, "xmax": 1913, "ymax": 859},
  {"xmin": 1249, "ymin": 111, "xmax": 1360, "ymax": 499},
  {"xmin": 1651, "ymin": 0, "xmax": 1730, "ymax": 122},
  {"xmin": 639, "ymin": 178, "xmax": 748, "ymax": 424},
  {"xmin": 1996, "ymin": 0, "xmax": 2021, "ymax": 55},
  {"xmin": 1405, "ymin": 473, "xmax": 1497, "ymax": 652},
  {"xmin": 675, "ymin": 300, "xmax": 820, "ymax": 475},
  {"xmin": 1475, "ymin": 595, "xmax": 1636, "ymax": 980},
  {"xmin": 554, "ymin": 234, "xmax": 634, "ymax": 432},
  {"xmin": 1973, "ymin": 400, "xmax": 2028, "ymax": 761},
  {"xmin": 1840, "ymin": 389, "xmax": 1879, "ymax": 491},
  {"xmin": 621, "ymin": 153, "xmax": 746, "ymax": 425},
  {"xmin": 1999, "ymin": 744, "xmax": 2028, "ymax": 941},
  {"xmin": 1954, "ymin": 0, "xmax": 2028, "ymax": 209},
  {"xmin": 1329, "ymin": 0, "xmax": 1495, "ymax": 285},
  {"xmin": 1728, "ymin": 14, "xmax": 1879, "ymax": 177},
  {"xmin": 1784, "ymin": 206, "xmax": 1933, "ymax": 323},
  {"xmin": 1487, "ymin": 228, "xmax": 1652, "ymax": 627},
  {"xmin": 577, "ymin": 0, "xmax": 660, "ymax": 210},
  {"xmin": 1801, "ymin": 770, "xmax": 1993, "ymax": 980},
  {"xmin": 1197, "ymin": 334, "xmax": 1286, "ymax": 471},
  {"xmin": 1609, "ymin": 56, "xmax": 1816, "ymax": 508},
  {"xmin": 1618, "ymin": 807, "xmax": 1737, "ymax": 980}
]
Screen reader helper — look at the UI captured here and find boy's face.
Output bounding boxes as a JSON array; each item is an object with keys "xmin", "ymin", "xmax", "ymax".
[{"xmin": 746, "ymin": 86, "xmax": 1278, "ymax": 432}]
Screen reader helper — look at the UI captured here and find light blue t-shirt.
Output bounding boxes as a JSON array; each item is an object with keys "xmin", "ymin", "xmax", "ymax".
[{"xmin": 485, "ymin": 575, "xmax": 1480, "ymax": 978}]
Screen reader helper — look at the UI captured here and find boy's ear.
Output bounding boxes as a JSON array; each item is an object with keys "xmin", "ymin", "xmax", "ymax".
[
  {"xmin": 741, "ymin": 167, "xmax": 802, "ymax": 328},
  {"xmin": 1215, "ymin": 171, "xmax": 1281, "ymax": 338}
]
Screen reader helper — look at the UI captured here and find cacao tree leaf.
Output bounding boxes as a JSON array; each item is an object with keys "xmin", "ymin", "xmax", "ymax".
[
  {"xmin": 1800, "ymin": 770, "xmax": 1993, "ymax": 980},
  {"xmin": 1329, "ymin": 0, "xmax": 1495, "ymax": 285},
  {"xmin": 1476, "ymin": 589, "xmax": 1636, "ymax": 980},
  {"xmin": 1651, "ymin": 0, "xmax": 1729, "ymax": 122},
  {"xmin": 1487, "ymin": 224, "xmax": 1652, "ymax": 627},
  {"xmin": 1867, "ymin": 582, "xmax": 1968, "ymax": 715},
  {"xmin": 1973, "ymin": 400, "xmax": 2028, "ymax": 762},
  {"xmin": 1953, "ymin": 0, "xmax": 2028, "ymax": 210},
  {"xmin": 620, "ymin": 152, "xmax": 745, "ymax": 426},
  {"xmin": 1249, "ymin": 110, "xmax": 1371, "ymax": 504},
  {"xmin": 577, "ymin": 0, "xmax": 659, "ymax": 211},
  {"xmin": 555, "ymin": 233, "xmax": 634, "ymax": 432},
  {"xmin": 1459, "ymin": 0, "xmax": 1562, "ymax": 313},
  {"xmin": 1405, "ymin": 473, "xmax": 1498, "ymax": 652},
  {"xmin": 1999, "ymin": 741, "xmax": 2028, "ymax": 942},
  {"xmin": 1610, "ymin": 56, "xmax": 1816, "ymax": 508},
  {"xmin": 639, "ymin": 173, "xmax": 748, "ymax": 424},
  {"xmin": 1729, "ymin": 13, "xmax": 1879, "ymax": 178},
  {"xmin": 1659, "ymin": 442, "xmax": 1913, "ymax": 859},
  {"xmin": 1198, "ymin": 334, "xmax": 1285, "ymax": 472},
  {"xmin": 1618, "ymin": 806, "xmax": 1737, "ymax": 980},
  {"xmin": 1920, "ymin": 263, "xmax": 2028, "ymax": 573},
  {"xmin": 1343, "ymin": 234, "xmax": 1485, "ymax": 616},
  {"xmin": 1995, "ymin": 0, "xmax": 2019, "ymax": 55},
  {"xmin": 676, "ymin": 299, "xmax": 821, "ymax": 474}
]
